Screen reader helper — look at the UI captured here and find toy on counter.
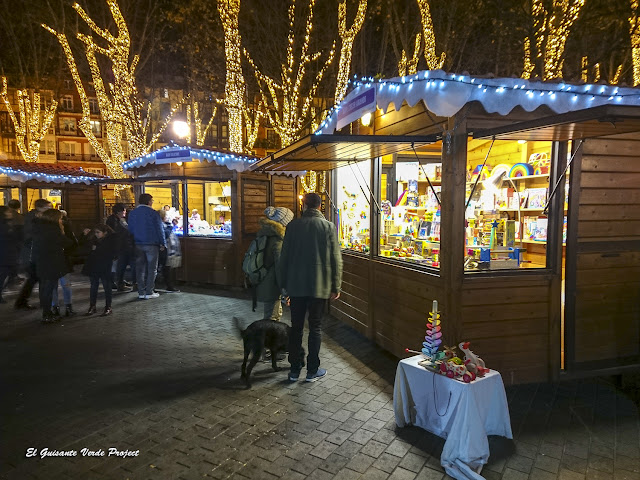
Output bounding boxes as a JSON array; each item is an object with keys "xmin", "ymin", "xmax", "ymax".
[
  {"xmin": 439, "ymin": 356, "xmax": 474, "ymax": 383},
  {"xmin": 458, "ymin": 341, "xmax": 490, "ymax": 377}
]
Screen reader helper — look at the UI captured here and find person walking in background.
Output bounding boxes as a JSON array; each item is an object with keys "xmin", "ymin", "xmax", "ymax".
[
  {"xmin": 81, "ymin": 224, "xmax": 117, "ymax": 316},
  {"xmin": 14, "ymin": 199, "xmax": 52, "ymax": 310},
  {"xmin": 279, "ymin": 193, "xmax": 342, "ymax": 383},
  {"xmin": 0, "ymin": 206, "xmax": 21, "ymax": 304},
  {"xmin": 106, "ymin": 203, "xmax": 135, "ymax": 292},
  {"xmin": 6, "ymin": 199, "xmax": 24, "ymax": 287},
  {"xmin": 158, "ymin": 209, "xmax": 181, "ymax": 293},
  {"xmin": 256, "ymin": 206, "xmax": 294, "ymax": 321},
  {"xmin": 32, "ymin": 209, "xmax": 72, "ymax": 323},
  {"xmin": 127, "ymin": 194, "xmax": 165, "ymax": 300},
  {"xmin": 51, "ymin": 210, "xmax": 78, "ymax": 317}
]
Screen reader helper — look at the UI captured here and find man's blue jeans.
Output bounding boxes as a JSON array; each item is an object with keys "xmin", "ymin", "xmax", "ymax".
[{"xmin": 135, "ymin": 245, "xmax": 160, "ymax": 296}]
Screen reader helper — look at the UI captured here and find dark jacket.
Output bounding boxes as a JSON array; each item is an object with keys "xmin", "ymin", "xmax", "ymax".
[
  {"xmin": 106, "ymin": 213, "xmax": 133, "ymax": 252},
  {"xmin": 0, "ymin": 221, "xmax": 21, "ymax": 267},
  {"xmin": 127, "ymin": 205, "xmax": 165, "ymax": 247},
  {"xmin": 278, "ymin": 208, "xmax": 343, "ymax": 299},
  {"xmin": 61, "ymin": 216, "xmax": 78, "ymax": 273},
  {"xmin": 255, "ymin": 218, "xmax": 285, "ymax": 302},
  {"xmin": 33, "ymin": 223, "xmax": 73, "ymax": 281},
  {"xmin": 81, "ymin": 233, "xmax": 117, "ymax": 276}
]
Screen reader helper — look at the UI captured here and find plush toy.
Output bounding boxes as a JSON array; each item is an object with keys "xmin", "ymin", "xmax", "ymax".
[{"xmin": 458, "ymin": 341, "xmax": 490, "ymax": 377}]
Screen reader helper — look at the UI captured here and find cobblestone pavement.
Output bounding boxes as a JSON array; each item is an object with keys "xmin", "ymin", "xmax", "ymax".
[{"xmin": 0, "ymin": 274, "xmax": 638, "ymax": 480}]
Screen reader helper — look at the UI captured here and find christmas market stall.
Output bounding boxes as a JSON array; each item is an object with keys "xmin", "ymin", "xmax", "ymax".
[
  {"xmin": 250, "ymin": 70, "xmax": 640, "ymax": 385},
  {"xmin": 122, "ymin": 145, "xmax": 299, "ymax": 287},
  {"xmin": 0, "ymin": 158, "xmax": 105, "ymax": 233}
]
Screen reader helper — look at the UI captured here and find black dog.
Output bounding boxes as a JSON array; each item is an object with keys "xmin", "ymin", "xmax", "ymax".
[{"xmin": 234, "ymin": 317, "xmax": 305, "ymax": 387}]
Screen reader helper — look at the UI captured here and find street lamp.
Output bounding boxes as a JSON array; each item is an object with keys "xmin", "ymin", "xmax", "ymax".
[{"xmin": 172, "ymin": 120, "xmax": 190, "ymax": 139}]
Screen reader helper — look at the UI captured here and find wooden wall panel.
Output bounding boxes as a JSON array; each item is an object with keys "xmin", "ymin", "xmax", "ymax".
[
  {"xmin": 177, "ymin": 237, "xmax": 235, "ymax": 286},
  {"xmin": 571, "ymin": 135, "xmax": 640, "ymax": 365},
  {"xmin": 461, "ymin": 275, "xmax": 552, "ymax": 384},
  {"xmin": 372, "ymin": 261, "xmax": 443, "ymax": 360},
  {"xmin": 331, "ymin": 254, "xmax": 370, "ymax": 337},
  {"xmin": 241, "ymin": 178, "xmax": 269, "ymax": 235},
  {"xmin": 65, "ymin": 186, "xmax": 100, "ymax": 235},
  {"xmin": 271, "ymin": 177, "xmax": 297, "ymax": 213}
]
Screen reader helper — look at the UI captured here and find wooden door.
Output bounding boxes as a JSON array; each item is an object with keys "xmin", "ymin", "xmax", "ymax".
[{"xmin": 564, "ymin": 134, "xmax": 640, "ymax": 373}]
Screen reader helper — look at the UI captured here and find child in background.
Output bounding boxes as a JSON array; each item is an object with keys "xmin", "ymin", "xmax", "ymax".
[{"xmin": 81, "ymin": 224, "xmax": 117, "ymax": 316}]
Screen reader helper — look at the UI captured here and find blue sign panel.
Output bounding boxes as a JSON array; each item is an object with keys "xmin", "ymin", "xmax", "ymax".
[{"xmin": 156, "ymin": 149, "xmax": 191, "ymax": 163}]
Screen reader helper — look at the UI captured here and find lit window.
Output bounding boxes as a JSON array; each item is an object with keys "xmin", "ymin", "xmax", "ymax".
[{"xmin": 336, "ymin": 162, "xmax": 371, "ymax": 253}]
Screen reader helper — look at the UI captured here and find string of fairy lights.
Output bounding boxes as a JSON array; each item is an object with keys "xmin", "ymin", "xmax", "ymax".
[
  {"xmin": 1, "ymin": 77, "xmax": 58, "ymax": 163},
  {"xmin": 398, "ymin": 34, "xmax": 422, "ymax": 77},
  {"xmin": 244, "ymin": 0, "xmax": 336, "ymax": 148},
  {"xmin": 334, "ymin": 0, "xmax": 367, "ymax": 104},
  {"xmin": 315, "ymin": 70, "xmax": 640, "ymax": 135},
  {"xmin": 122, "ymin": 144, "xmax": 258, "ymax": 173},
  {"xmin": 0, "ymin": 164, "xmax": 102, "ymax": 184}
]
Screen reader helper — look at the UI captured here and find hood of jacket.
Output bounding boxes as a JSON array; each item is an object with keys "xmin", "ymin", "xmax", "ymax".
[{"xmin": 258, "ymin": 217, "xmax": 285, "ymax": 239}]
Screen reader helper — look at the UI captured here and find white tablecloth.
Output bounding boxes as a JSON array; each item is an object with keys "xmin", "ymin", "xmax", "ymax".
[{"xmin": 393, "ymin": 355, "xmax": 512, "ymax": 480}]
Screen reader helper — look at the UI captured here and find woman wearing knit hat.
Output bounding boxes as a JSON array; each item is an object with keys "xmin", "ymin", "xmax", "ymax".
[{"xmin": 255, "ymin": 206, "xmax": 294, "ymax": 321}]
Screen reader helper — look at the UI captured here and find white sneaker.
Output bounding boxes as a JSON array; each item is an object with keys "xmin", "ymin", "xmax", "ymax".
[
  {"xmin": 138, "ymin": 295, "xmax": 146, "ymax": 300},
  {"xmin": 145, "ymin": 292, "xmax": 160, "ymax": 299}
]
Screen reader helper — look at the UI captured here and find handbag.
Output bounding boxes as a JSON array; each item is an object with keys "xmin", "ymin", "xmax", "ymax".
[{"xmin": 166, "ymin": 253, "xmax": 182, "ymax": 268}]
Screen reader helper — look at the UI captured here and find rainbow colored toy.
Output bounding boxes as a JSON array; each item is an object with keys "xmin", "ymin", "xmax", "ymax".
[{"xmin": 508, "ymin": 163, "xmax": 533, "ymax": 178}]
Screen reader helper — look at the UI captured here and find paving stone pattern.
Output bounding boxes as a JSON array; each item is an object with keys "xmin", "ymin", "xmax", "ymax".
[{"xmin": 0, "ymin": 274, "xmax": 638, "ymax": 480}]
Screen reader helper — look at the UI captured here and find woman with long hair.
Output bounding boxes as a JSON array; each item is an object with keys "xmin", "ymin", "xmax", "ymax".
[{"xmin": 32, "ymin": 209, "xmax": 72, "ymax": 323}]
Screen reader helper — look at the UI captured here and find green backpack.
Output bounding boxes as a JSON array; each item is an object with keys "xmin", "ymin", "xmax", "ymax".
[{"xmin": 242, "ymin": 235, "xmax": 271, "ymax": 285}]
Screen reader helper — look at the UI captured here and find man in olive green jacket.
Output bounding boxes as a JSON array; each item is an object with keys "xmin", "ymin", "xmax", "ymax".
[{"xmin": 279, "ymin": 193, "xmax": 343, "ymax": 382}]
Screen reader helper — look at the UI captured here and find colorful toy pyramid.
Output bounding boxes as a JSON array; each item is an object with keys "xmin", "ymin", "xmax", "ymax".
[{"xmin": 421, "ymin": 300, "xmax": 446, "ymax": 364}]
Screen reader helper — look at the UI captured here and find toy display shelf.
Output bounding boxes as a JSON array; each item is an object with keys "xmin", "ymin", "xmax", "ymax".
[{"xmin": 500, "ymin": 173, "xmax": 550, "ymax": 182}]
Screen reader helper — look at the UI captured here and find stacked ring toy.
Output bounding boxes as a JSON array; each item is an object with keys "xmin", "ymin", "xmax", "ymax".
[{"xmin": 509, "ymin": 163, "xmax": 533, "ymax": 177}]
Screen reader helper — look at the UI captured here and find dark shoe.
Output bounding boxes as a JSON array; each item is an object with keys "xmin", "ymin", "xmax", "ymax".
[
  {"xmin": 165, "ymin": 288, "xmax": 180, "ymax": 293},
  {"xmin": 51, "ymin": 306, "xmax": 60, "ymax": 317},
  {"xmin": 65, "ymin": 305, "xmax": 76, "ymax": 317},
  {"xmin": 100, "ymin": 307, "xmax": 113, "ymax": 317},
  {"xmin": 41, "ymin": 311, "xmax": 55, "ymax": 324},
  {"xmin": 288, "ymin": 371, "xmax": 300, "ymax": 382},
  {"xmin": 15, "ymin": 302, "xmax": 36, "ymax": 310},
  {"xmin": 131, "ymin": 283, "xmax": 138, "ymax": 291},
  {"xmin": 111, "ymin": 283, "xmax": 118, "ymax": 290},
  {"xmin": 305, "ymin": 368, "xmax": 327, "ymax": 383},
  {"xmin": 85, "ymin": 306, "xmax": 97, "ymax": 316},
  {"xmin": 116, "ymin": 285, "xmax": 129, "ymax": 292}
]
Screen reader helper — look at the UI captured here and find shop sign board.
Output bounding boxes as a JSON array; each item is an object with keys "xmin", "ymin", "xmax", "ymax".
[
  {"xmin": 336, "ymin": 87, "xmax": 376, "ymax": 130},
  {"xmin": 155, "ymin": 148, "xmax": 192, "ymax": 164}
]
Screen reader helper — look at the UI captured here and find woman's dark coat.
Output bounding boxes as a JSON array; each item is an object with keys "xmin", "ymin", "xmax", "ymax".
[
  {"xmin": 33, "ymin": 223, "xmax": 73, "ymax": 281},
  {"xmin": 81, "ymin": 233, "xmax": 117, "ymax": 276},
  {"xmin": 0, "ymin": 221, "xmax": 21, "ymax": 267}
]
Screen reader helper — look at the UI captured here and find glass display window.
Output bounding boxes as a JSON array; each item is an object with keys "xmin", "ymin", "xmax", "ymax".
[
  {"xmin": 378, "ymin": 153, "xmax": 443, "ymax": 268},
  {"xmin": 336, "ymin": 161, "xmax": 371, "ymax": 253},
  {"xmin": 182, "ymin": 180, "xmax": 232, "ymax": 238},
  {"xmin": 143, "ymin": 181, "xmax": 186, "ymax": 235},
  {"xmin": 464, "ymin": 139, "xmax": 554, "ymax": 271}
]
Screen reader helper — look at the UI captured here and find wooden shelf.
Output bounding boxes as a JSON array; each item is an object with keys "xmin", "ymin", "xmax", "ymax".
[
  {"xmin": 501, "ymin": 173, "xmax": 549, "ymax": 182},
  {"xmin": 399, "ymin": 179, "xmax": 441, "ymax": 186}
]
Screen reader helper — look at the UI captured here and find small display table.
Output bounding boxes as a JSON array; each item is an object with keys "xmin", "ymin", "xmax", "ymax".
[{"xmin": 393, "ymin": 355, "xmax": 512, "ymax": 480}]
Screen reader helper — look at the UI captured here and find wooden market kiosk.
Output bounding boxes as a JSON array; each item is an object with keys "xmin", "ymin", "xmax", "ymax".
[
  {"xmin": 0, "ymin": 158, "xmax": 104, "ymax": 234},
  {"xmin": 250, "ymin": 71, "xmax": 640, "ymax": 385},
  {"xmin": 122, "ymin": 146, "xmax": 299, "ymax": 287}
]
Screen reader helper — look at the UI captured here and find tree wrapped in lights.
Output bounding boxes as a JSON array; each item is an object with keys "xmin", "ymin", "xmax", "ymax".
[
  {"xmin": 218, "ymin": 0, "xmax": 246, "ymax": 153},
  {"xmin": 244, "ymin": 0, "xmax": 336, "ymax": 148},
  {"xmin": 398, "ymin": 34, "xmax": 422, "ymax": 76},
  {"xmin": 335, "ymin": 0, "xmax": 367, "ymax": 104},
  {"xmin": 630, "ymin": 0, "xmax": 640, "ymax": 86},
  {"xmin": 417, "ymin": 0, "xmax": 445, "ymax": 70},
  {"xmin": 523, "ymin": 0, "xmax": 585, "ymax": 80},
  {"xmin": 44, "ymin": 0, "xmax": 182, "ymax": 182},
  {"xmin": 1, "ymin": 77, "xmax": 57, "ymax": 163}
]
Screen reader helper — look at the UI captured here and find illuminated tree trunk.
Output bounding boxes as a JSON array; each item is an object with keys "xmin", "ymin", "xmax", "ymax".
[
  {"xmin": 1, "ymin": 78, "xmax": 57, "ymax": 163},
  {"xmin": 335, "ymin": 0, "xmax": 367, "ymax": 104},
  {"xmin": 398, "ymin": 34, "xmax": 422, "ymax": 76},
  {"xmin": 417, "ymin": 0, "xmax": 445, "ymax": 70},
  {"xmin": 630, "ymin": 1, "xmax": 640, "ymax": 86},
  {"xmin": 218, "ymin": 0, "xmax": 246, "ymax": 153}
]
